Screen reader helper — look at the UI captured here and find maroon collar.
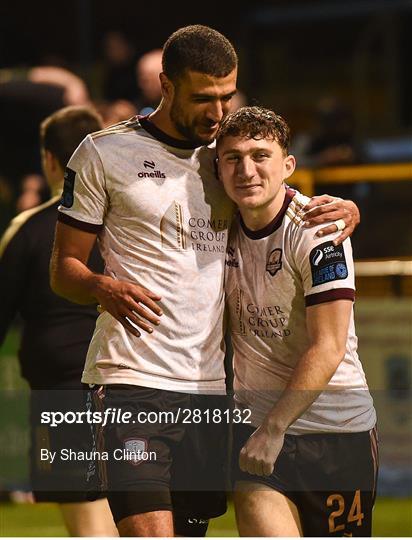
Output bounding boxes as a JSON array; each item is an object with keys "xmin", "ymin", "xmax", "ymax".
[
  {"xmin": 240, "ymin": 187, "xmax": 296, "ymax": 239},
  {"xmin": 138, "ymin": 115, "xmax": 200, "ymax": 150}
]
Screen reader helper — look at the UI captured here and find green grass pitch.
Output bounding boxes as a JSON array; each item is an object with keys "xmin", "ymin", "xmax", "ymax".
[{"xmin": 0, "ymin": 498, "xmax": 411, "ymax": 536}]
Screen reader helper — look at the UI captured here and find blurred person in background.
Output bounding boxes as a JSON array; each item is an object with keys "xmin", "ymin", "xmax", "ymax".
[
  {"xmin": 135, "ymin": 48, "xmax": 163, "ymax": 115},
  {"xmin": 16, "ymin": 174, "xmax": 47, "ymax": 213},
  {"xmin": 102, "ymin": 31, "xmax": 138, "ymax": 102},
  {"xmin": 28, "ymin": 66, "xmax": 90, "ymax": 106},
  {"xmin": 0, "ymin": 66, "xmax": 90, "ymax": 215},
  {"xmin": 0, "ymin": 105, "xmax": 117, "ymax": 537},
  {"xmin": 94, "ymin": 98, "xmax": 137, "ymax": 128},
  {"xmin": 97, "ymin": 48, "xmax": 163, "ymax": 123}
]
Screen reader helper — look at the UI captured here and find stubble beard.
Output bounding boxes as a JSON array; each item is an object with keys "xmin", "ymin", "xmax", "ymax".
[{"xmin": 170, "ymin": 98, "xmax": 215, "ymax": 146}]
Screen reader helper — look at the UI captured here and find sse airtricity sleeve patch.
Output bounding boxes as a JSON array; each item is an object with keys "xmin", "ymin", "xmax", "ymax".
[
  {"xmin": 61, "ymin": 167, "xmax": 76, "ymax": 208},
  {"xmin": 292, "ymin": 226, "xmax": 355, "ymax": 305},
  {"xmin": 309, "ymin": 241, "xmax": 348, "ymax": 286}
]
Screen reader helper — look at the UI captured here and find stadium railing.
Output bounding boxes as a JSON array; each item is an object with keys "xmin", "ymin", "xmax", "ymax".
[{"xmin": 291, "ymin": 162, "xmax": 412, "ymax": 197}]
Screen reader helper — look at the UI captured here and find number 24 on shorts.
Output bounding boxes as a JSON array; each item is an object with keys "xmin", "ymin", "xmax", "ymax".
[{"xmin": 327, "ymin": 490, "xmax": 364, "ymax": 533}]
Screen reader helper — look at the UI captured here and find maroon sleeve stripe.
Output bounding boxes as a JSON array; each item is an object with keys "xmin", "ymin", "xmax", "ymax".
[
  {"xmin": 305, "ymin": 288, "xmax": 355, "ymax": 307},
  {"xmin": 57, "ymin": 212, "xmax": 103, "ymax": 233}
]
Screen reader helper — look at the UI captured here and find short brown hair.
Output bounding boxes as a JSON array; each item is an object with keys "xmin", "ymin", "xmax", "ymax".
[
  {"xmin": 216, "ymin": 106, "xmax": 291, "ymax": 154},
  {"xmin": 40, "ymin": 106, "xmax": 103, "ymax": 169},
  {"xmin": 162, "ymin": 25, "xmax": 237, "ymax": 83}
]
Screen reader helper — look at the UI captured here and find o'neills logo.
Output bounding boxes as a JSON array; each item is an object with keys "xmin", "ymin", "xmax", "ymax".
[
  {"xmin": 138, "ymin": 160, "xmax": 166, "ymax": 179},
  {"xmin": 226, "ymin": 246, "xmax": 239, "ymax": 267},
  {"xmin": 138, "ymin": 170, "xmax": 166, "ymax": 179}
]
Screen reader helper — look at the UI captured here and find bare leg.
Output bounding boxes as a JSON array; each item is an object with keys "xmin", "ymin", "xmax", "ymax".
[
  {"xmin": 60, "ymin": 498, "xmax": 118, "ymax": 536},
  {"xmin": 117, "ymin": 510, "xmax": 173, "ymax": 537},
  {"xmin": 234, "ymin": 481, "xmax": 302, "ymax": 537}
]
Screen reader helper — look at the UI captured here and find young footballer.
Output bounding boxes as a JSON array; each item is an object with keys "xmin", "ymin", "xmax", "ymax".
[{"xmin": 217, "ymin": 106, "xmax": 377, "ymax": 537}]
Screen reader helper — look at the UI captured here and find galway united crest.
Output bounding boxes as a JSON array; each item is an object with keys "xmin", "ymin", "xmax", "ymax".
[
  {"xmin": 124, "ymin": 438, "xmax": 147, "ymax": 466},
  {"xmin": 266, "ymin": 248, "xmax": 283, "ymax": 277}
]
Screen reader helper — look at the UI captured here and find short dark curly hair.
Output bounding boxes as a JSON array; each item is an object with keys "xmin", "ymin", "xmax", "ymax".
[
  {"xmin": 162, "ymin": 25, "xmax": 237, "ymax": 83},
  {"xmin": 216, "ymin": 106, "xmax": 291, "ymax": 154}
]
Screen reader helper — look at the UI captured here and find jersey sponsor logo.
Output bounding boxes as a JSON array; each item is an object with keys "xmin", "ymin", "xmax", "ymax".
[
  {"xmin": 310, "ymin": 241, "xmax": 348, "ymax": 286},
  {"xmin": 189, "ymin": 217, "xmax": 228, "ymax": 253},
  {"xmin": 246, "ymin": 301, "xmax": 290, "ymax": 339},
  {"xmin": 160, "ymin": 205, "xmax": 228, "ymax": 252},
  {"xmin": 160, "ymin": 201, "xmax": 187, "ymax": 250},
  {"xmin": 266, "ymin": 248, "xmax": 283, "ymax": 276},
  {"xmin": 227, "ymin": 288, "xmax": 291, "ymax": 339},
  {"xmin": 61, "ymin": 167, "xmax": 76, "ymax": 208}
]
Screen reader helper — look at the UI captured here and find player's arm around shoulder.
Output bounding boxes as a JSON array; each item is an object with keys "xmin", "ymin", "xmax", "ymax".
[
  {"xmin": 301, "ymin": 194, "xmax": 360, "ymax": 245},
  {"xmin": 290, "ymin": 216, "xmax": 355, "ymax": 303}
]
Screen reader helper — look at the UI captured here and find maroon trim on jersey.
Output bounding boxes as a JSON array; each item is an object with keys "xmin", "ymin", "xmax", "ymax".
[
  {"xmin": 57, "ymin": 212, "xmax": 103, "ymax": 233},
  {"xmin": 139, "ymin": 115, "xmax": 200, "ymax": 150},
  {"xmin": 240, "ymin": 187, "xmax": 296, "ymax": 240},
  {"xmin": 305, "ymin": 288, "xmax": 355, "ymax": 307}
]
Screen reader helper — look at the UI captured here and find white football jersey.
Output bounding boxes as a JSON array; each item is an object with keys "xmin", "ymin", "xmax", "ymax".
[
  {"xmin": 225, "ymin": 188, "xmax": 376, "ymax": 433},
  {"xmin": 58, "ymin": 116, "xmax": 234, "ymax": 393}
]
